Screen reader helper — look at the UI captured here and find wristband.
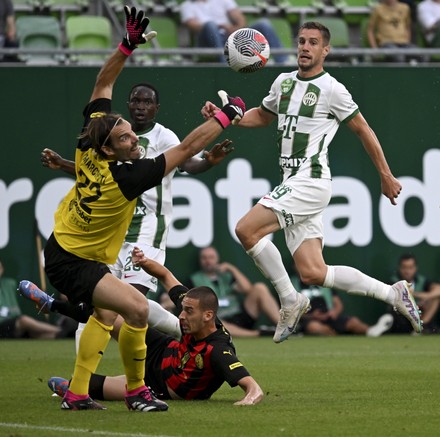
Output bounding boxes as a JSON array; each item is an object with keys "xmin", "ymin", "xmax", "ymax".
[
  {"xmin": 118, "ymin": 42, "xmax": 133, "ymax": 56},
  {"xmin": 214, "ymin": 111, "xmax": 232, "ymax": 129}
]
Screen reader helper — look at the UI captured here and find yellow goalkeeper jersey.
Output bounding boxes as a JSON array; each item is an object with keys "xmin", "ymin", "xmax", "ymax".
[{"xmin": 54, "ymin": 98, "xmax": 166, "ymax": 264}]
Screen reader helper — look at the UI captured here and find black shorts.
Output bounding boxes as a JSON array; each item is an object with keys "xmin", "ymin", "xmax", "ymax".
[
  {"xmin": 0, "ymin": 317, "xmax": 18, "ymax": 338},
  {"xmin": 144, "ymin": 327, "xmax": 174, "ymax": 400},
  {"xmin": 222, "ymin": 304, "xmax": 256, "ymax": 330},
  {"xmin": 44, "ymin": 233, "xmax": 110, "ymax": 306}
]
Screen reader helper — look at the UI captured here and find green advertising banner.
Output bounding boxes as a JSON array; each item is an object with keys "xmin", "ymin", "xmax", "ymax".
[{"xmin": 1, "ymin": 65, "xmax": 439, "ymax": 321}]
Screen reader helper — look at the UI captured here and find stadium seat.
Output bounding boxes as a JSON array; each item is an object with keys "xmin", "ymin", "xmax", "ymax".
[
  {"xmin": 43, "ymin": 0, "xmax": 89, "ymax": 29},
  {"xmin": 15, "ymin": 15, "xmax": 63, "ymax": 64},
  {"xmin": 332, "ymin": 0, "xmax": 376, "ymax": 26},
  {"xmin": 135, "ymin": 16, "xmax": 182, "ymax": 64},
  {"xmin": 65, "ymin": 15, "xmax": 112, "ymax": 64},
  {"xmin": 268, "ymin": 17, "xmax": 293, "ymax": 50},
  {"xmin": 310, "ymin": 16, "xmax": 350, "ymax": 47},
  {"xmin": 278, "ymin": 0, "xmax": 325, "ymax": 25}
]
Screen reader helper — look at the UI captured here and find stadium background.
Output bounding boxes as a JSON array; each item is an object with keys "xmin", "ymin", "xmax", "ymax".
[{"xmin": 1, "ymin": 65, "xmax": 439, "ymax": 323}]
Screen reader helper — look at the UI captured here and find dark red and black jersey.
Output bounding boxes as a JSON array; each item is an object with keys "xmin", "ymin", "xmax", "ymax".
[
  {"xmin": 161, "ymin": 324, "xmax": 249, "ymax": 400},
  {"xmin": 146, "ymin": 285, "xmax": 250, "ymax": 400}
]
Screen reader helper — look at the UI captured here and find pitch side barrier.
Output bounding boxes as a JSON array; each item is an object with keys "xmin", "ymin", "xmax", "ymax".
[{"xmin": 1, "ymin": 66, "xmax": 439, "ymax": 322}]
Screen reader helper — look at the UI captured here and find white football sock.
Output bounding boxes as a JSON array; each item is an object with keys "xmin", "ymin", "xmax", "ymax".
[
  {"xmin": 324, "ymin": 265, "xmax": 394, "ymax": 304},
  {"xmin": 247, "ymin": 238, "xmax": 297, "ymax": 307}
]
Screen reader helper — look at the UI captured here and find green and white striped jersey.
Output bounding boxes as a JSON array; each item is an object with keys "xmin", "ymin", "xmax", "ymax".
[
  {"xmin": 262, "ymin": 70, "xmax": 359, "ymax": 182},
  {"xmin": 125, "ymin": 122, "xmax": 180, "ymax": 249}
]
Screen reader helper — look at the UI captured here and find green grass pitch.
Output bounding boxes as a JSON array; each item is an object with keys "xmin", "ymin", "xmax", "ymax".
[{"xmin": 0, "ymin": 335, "xmax": 439, "ymax": 437}]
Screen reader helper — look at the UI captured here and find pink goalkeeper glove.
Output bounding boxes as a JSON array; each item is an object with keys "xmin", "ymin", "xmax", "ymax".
[
  {"xmin": 214, "ymin": 90, "xmax": 246, "ymax": 129},
  {"xmin": 118, "ymin": 5, "xmax": 156, "ymax": 56}
]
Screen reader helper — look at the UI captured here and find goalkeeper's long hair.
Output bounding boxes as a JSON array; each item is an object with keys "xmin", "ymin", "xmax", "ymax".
[{"xmin": 78, "ymin": 112, "xmax": 124, "ymax": 158}]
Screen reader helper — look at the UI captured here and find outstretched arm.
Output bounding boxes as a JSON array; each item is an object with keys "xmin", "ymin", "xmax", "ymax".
[
  {"xmin": 89, "ymin": 6, "xmax": 156, "ymax": 102},
  {"xmin": 162, "ymin": 92, "xmax": 245, "ymax": 176},
  {"xmin": 131, "ymin": 247, "xmax": 180, "ymax": 292},
  {"xmin": 234, "ymin": 376, "xmax": 264, "ymax": 406},
  {"xmin": 41, "ymin": 148, "xmax": 75, "ymax": 176},
  {"xmin": 201, "ymin": 101, "xmax": 275, "ymax": 128},
  {"xmin": 179, "ymin": 139, "xmax": 234, "ymax": 174}
]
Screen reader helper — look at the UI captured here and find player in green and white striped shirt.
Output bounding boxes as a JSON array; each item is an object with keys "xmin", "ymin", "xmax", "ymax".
[{"xmin": 202, "ymin": 21, "xmax": 422, "ymax": 343}]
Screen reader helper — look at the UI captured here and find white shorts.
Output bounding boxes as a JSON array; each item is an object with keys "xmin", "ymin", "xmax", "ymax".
[
  {"xmin": 108, "ymin": 242, "xmax": 166, "ymax": 292},
  {"xmin": 258, "ymin": 177, "xmax": 332, "ymax": 255}
]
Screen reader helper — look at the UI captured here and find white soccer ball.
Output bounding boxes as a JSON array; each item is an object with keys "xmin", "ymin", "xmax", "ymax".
[{"xmin": 224, "ymin": 28, "xmax": 270, "ymax": 73}]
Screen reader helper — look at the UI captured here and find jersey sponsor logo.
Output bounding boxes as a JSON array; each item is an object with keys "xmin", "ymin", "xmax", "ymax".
[
  {"xmin": 302, "ymin": 92, "xmax": 318, "ymax": 106},
  {"xmin": 280, "ymin": 78, "xmax": 294, "ymax": 94},
  {"xmin": 134, "ymin": 206, "xmax": 147, "ymax": 215},
  {"xmin": 124, "ymin": 274, "xmax": 136, "ymax": 279},
  {"xmin": 229, "ymin": 362, "xmax": 243, "ymax": 370},
  {"xmin": 279, "ymin": 156, "xmax": 307, "ymax": 169},
  {"xmin": 195, "ymin": 353, "xmax": 204, "ymax": 370},
  {"xmin": 223, "ymin": 350, "xmax": 233, "ymax": 356},
  {"xmin": 282, "ymin": 114, "xmax": 298, "ymax": 139}
]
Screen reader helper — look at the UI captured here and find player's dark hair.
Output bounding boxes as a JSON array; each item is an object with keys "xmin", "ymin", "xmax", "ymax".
[
  {"xmin": 128, "ymin": 83, "xmax": 160, "ymax": 104},
  {"xmin": 78, "ymin": 113, "xmax": 124, "ymax": 158},
  {"xmin": 187, "ymin": 286, "xmax": 219, "ymax": 313},
  {"xmin": 399, "ymin": 253, "xmax": 417, "ymax": 265},
  {"xmin": 299, "ymin": 22, "xmax": 331, "ymax": 46}
]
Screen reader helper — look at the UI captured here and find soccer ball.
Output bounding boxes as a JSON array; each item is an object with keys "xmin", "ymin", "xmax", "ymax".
[{"xmin": 224, "ymin": 28, "xmax": 270, "ymax": 73}]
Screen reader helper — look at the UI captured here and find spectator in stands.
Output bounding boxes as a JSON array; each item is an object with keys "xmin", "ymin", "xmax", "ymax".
[
  {"xmin": 417, "ymin": 0, "xmax": 440, "ymax": 47},
  {"xmin": 389, "ymin": 253, "xmax": 440, "ymax": 333},
  {"xmin": 187, "ymin": 246, "xmax": 280, "ymax": 337},
  {"xmin": 0, "ymin": 0, "xmax": 19, "ymax": 62},
  {"xmin": 291, "ymin": 269, "xmax": 393, "ymax": 337},
  {"xmin": 180, "ymin": 0, "xmax": 288, "ymax": 64},
  {"xmin": 0, "ymin": 260, "xmax": 62, "ymax": 339},
  {"xmin": 367, "ymin": 0, "xmax": 415, "ymax": 62}
]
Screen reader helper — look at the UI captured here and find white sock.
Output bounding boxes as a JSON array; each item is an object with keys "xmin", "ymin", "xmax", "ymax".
[
  {"xmin": 247, "ymin": 238, "xmax": 297, "ymax": 307},
  {"xmin": 324, "ymin": 265, "xmax": 394, "ymax": 304},
  {"xmin": 147, "ymin": 299, "xmax": 181, "ymax": 339}
]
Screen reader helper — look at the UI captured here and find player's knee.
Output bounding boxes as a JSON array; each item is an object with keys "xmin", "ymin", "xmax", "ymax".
[
  {"xmin": 299, "ymin": 267, "xmax": 326, "ymax": 286},
  {"xmin": 235, "ymin": 219, "xmax": 247, "ymax": 243},
  {"xmin": 125, "ymin": 295, "xmax": 148, "ymax": 326}
]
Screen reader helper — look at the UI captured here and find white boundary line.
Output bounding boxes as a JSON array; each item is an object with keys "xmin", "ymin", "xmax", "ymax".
[{"xmin": 0, "ymin": 422, "xmax": 177, "ymax": 437}]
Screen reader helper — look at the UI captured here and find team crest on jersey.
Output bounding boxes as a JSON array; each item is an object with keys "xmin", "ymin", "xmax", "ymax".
[
  {"xmin": 281, "ymin": 78, "xmax": 294, "ymax": 94},
  {"xmin": 179, "ymin": 352, "xmax": 190, "ymax": 369},
  {"xmin": 137, "ymin": 137, "xmax": 149, "ymax": 159},
  {"xmin": 195, "ymin": 354, "xmax": 204, "ymax": 370},
  {"xmin": 302, "ymin": 92, "xmax": 318, "ymax": 106}
]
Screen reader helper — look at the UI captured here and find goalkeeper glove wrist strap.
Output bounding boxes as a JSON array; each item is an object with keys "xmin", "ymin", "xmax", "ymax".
[
  {"xmin": 214, "ymin": 111, "xmax": 232, "ymax": 129},
  {"xmin": 118, "ymin": 42, "xmax": 133, "ymax": 56}
]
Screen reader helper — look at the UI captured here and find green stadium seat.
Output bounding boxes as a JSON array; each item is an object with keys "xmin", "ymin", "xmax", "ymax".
[
  {"xmin": 278, "ymin": 0, "xmax": 325, "ymax": 25},
  {"xmin": 65, "ymin": 15, "xmax": 112, "ymax": 64},
  {"xmin": 135, "ymin": 16, "xmax": 182, "ymax": 64},
  {"xmin": 333, "ymin": 0, "xmax": 376, "ymax": 26},
  {"xmin": 309, "ymin": 16, "xmax": 350, "ymax": 47},
  {"xmin": 268, "ymin": 17, "xmax": 293, "ymax": 50},
  {"xmin": 42, "ymin": 0, "xmax": 89, "ymax": 30},
  {"xmin": 15, "ymin": 15, "xmax": 63, "ymax": 64}
]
